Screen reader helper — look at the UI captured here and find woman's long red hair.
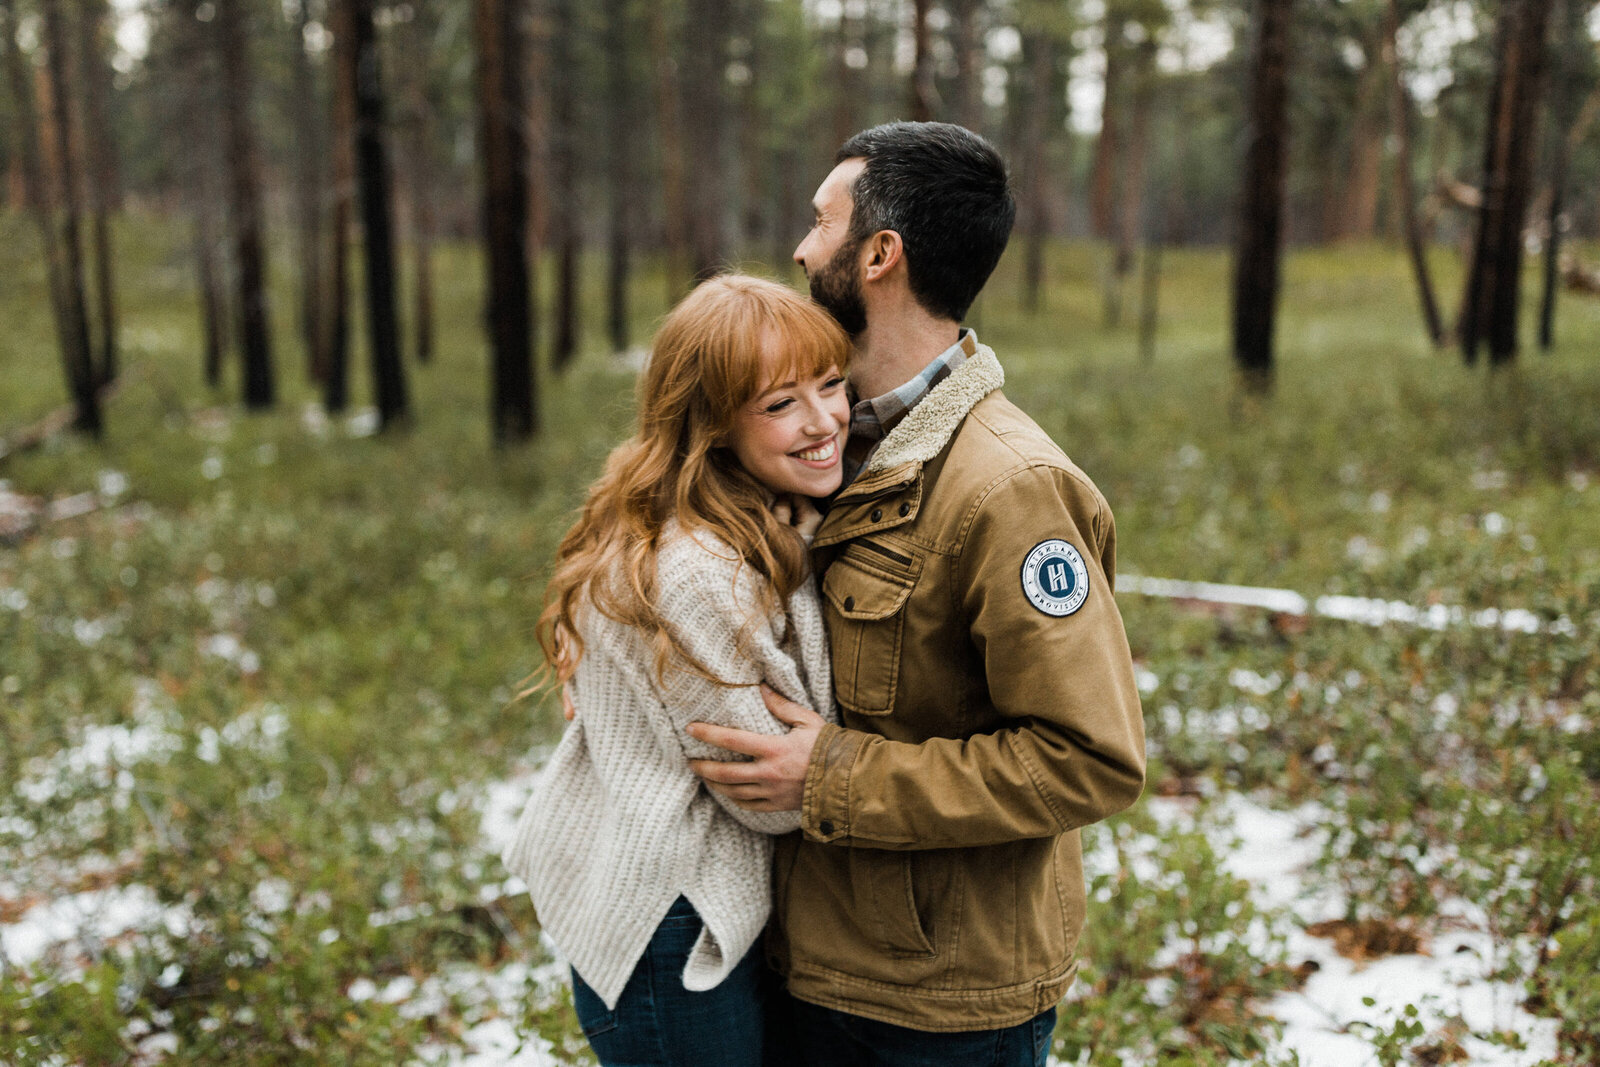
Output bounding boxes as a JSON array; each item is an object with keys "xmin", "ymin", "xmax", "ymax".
[{"xmin": 535, "ymin": 275, "xmax": 850, "ymax": 688}]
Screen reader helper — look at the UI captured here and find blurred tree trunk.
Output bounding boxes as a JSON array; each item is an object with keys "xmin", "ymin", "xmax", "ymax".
[
  {"xmin": 1089, "ymin": 14, "xmax": 1122, "ymax": 240},
  {"xmin": 684, "ymin": 0, "xmax": 730, "ymax": 282},
  {"xmin": 1538, "ymin": 0, "xmax": 1587, "ymax": 351},
  {"xmin": 173, "ymin": 0, "xmax": 228, "ymax": 388},
  {"xmin": 1337, "ymin": 31, "xmax": 1386, "ymax": 241},
  {"xmin": 604, "ymin": 0, "xmax": 632, "ymax": 352},
  {"xmin": 1231, "ymin": 0, "xmax": 1294, "ymax": 393},
  {"xmin": 1106, "ymin": 38, "xmax": 1155, "ymax": 328},
  {"xmin": 1018, "ymin": 25, "xmax": 1056, "ymax": 314},
  {"xmin": 1460, "ymin": 0, "xmax": 1551, "ymax": 366},
  {"xmin": 347, "ymin": 0, "xmax": 409, "ymax": 428},
  {"xmin": 1384, "ymin": 0, "xmax": 1444, "ymax": 347},
  {"xmin": 476, "ymin": 0, "xmax": 537, "ymax": 443},
  {"xmin": 831, "ymin": 7, "xmax": 862, "ymax": 151},
  {"xmin": 909, "ymin": 0, "xmax": 935, "ymax": 121},
  {"xmin": 396, "ymin": 0, "xmax": 438, "ymax": 365},
  {"xmin": 290, "ymin": 0, "xmax": 329, "ymax": 382},
  {"xmin": 326, "ymin": 0, "xmax": 356, "ymax": 413},
  {"xmin": 39, "ymin": 0, "xmax": 100, "ymax": 434},
  {"xmin": 549, "ymin": 0, "xmax": 578, "ymax": 368},
  {"xmin": 649, "ymin": 0, "xmax": 689, "ymax": 302},
  {"xmin": 216, "ymin": 0, "xmax": 274, "ymax": 409},
  {"xmin": 950, "ymin": 0, "xmax": 984, "ymax": 133},
  {"xmin": 3, "ymin": 0, "xmax": 90, "ymax": 430},
  {"xmin": 75, "ymin": 0, "xmax": 117, "ymax": 387}
]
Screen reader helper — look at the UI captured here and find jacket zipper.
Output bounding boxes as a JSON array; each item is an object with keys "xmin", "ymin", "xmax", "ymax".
[{"xmin": 855, "ymin": 539, "xmax": 913, "ymax": 568}]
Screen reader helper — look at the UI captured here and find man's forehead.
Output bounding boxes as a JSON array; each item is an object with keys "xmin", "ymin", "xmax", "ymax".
[{"xmin": 816, "ymin": 157, "xmax": 867, "ymax": 206}]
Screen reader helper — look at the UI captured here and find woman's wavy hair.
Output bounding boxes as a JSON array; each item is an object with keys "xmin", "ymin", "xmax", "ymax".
[{"xmin": 535, "ymin": 274, "xmax": 851, "ymax": 689}]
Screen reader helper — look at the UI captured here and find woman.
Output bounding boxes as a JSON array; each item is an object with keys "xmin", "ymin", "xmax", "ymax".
[{"xmin": 502, "ymin": 275, "xmax": 850, "ymax": 1065}]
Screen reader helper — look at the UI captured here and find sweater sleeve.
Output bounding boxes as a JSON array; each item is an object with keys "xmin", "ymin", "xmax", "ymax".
[{"xmin": 652, "ymin": 535, "xmax": 804, "ymax": 836}]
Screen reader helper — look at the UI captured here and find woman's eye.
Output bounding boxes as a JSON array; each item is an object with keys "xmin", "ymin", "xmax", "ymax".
[
  {"xmin": 823, "ymin": 376, "xmax": 845, "ymax": 390},
  {"xmin": 765, "ymin": 398, "xmax": 794, "ymax": 414}
]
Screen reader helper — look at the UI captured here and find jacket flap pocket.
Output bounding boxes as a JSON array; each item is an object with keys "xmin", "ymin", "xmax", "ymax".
[{"xmin": 824, "ymin": 561, "xmax": 915, "ymax": 621}]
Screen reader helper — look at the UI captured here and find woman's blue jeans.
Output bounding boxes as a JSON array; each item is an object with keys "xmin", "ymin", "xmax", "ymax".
[{"xmin": 570, "ymin": 896, "xmax": 771, "ymax": 1067}]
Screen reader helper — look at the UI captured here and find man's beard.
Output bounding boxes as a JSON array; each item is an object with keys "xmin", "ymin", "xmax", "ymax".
[{"xmin": 808, "ymin": 235, "xmax": 868, "ymax": 338}]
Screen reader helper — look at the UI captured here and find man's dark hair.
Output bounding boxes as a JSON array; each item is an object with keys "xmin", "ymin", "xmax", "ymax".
[{"xmin": 836, "ymin": 121, "xmax": 1015, "ymax": 323}]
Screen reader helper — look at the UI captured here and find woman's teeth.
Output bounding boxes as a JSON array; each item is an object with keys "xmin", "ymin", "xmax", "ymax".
[{"xmin": 794, "ymin": 440, "xmax": 836, "ymax": 462}]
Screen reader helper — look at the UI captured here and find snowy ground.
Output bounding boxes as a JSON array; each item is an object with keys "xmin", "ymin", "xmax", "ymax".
[{"xmin": 3, "ymin": 740, "xmax": 1561, "ymax": 1065}]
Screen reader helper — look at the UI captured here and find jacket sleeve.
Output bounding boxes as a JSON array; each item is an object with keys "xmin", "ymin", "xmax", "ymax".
[
  {"xmin": 801, "ymin": 465, "xmax": 1146, "ymax": 849},
  {"xmin": 652, "ymin": 540, "xmax": 807, "ymax": 836}
]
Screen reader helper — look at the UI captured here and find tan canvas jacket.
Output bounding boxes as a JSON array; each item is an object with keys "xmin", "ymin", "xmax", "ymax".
[{"xmin": 766, "ymin": 344, "xmax": 1147, "ymax": 1032}]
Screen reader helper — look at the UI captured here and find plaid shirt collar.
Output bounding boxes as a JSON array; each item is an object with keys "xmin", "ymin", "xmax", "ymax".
[{"xmin": 843, "ymin": 330, "xmax": 977, "ymax": 484}]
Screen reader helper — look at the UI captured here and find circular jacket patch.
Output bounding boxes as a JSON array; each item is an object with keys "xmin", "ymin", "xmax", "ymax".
[{"xmin": 1021, "ymin": 539, "xmax": 1090, "ymax": 617}]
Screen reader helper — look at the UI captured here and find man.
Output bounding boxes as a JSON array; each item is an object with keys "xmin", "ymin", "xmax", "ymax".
[{"xmin": 687, "ymin": 121, "xmax": 1147, "ymax": 1065}]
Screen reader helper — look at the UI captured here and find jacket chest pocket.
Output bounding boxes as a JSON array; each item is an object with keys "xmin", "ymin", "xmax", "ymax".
[{"xmin": 822, "ymin": 548, "xmax": 918, "ymax": 716}]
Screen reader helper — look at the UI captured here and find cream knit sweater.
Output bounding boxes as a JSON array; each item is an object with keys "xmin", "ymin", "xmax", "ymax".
[{"xmin": 502, "ymin": 525, "xmax": 836, "ymax": 1010}]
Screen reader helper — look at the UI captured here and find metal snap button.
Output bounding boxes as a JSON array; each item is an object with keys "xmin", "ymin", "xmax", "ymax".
[
  {"xmin": 819, "ymin": 820, "xmax": 835, "ymax": 836},
  {"xmin": 898, "ymin": 502, "xmax": 911, "ymax": 517},
  {"xmin": 843, "ymin": 596, "xmax": 855, "ymax": 611},
  {"xmin": 870, "ymin": 508, "xmax": 883, "ymax": 522}
]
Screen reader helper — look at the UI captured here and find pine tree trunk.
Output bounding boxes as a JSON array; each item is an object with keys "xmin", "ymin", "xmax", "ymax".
[
  {"xmin": 2, "ymin": 0, "xmax": 92, "ymax": 431},
  {"xmin": 649, "ymin": 0, "xmax": 689, "ymax": 303},
  {"xmin": 290, "ymin": 0, "xmax": 328, "ymax": 382},
  {"xmin": 1538, "ymin": 0, "xmax": 1584, "ymax": 352},
  {"xmin": 1230, "ymin": 0, "xmax": 1294, "ymax": 392},
  {"xmin": 950, "ymin": 0, "xmax": 984, "ymax": 133},
  {"xmin": 1089, "ymin": 17, "xmax": 1122, "ymax": 241},
  {"xmin": 1384, "ymin": 0, "xmax": 1444, "ymax": 347},
  {"xmin": 348, "ymin": 0, "xmax": 409, "ymax": 428},
  {"xmin": 1461, "ymin": 0, "xmax": 1552, "ymax": 365},
  {"xmin": 39, "ymin": 0, "xmax": 100, "ymax": 434},
  {"xmin": 1108, "ymin": 39, "xmax": 1156, "ymax": 328},
  {"xmin": 683, "ymin": 0, "xmax": 730, "ymax": 283},
  {"xmin": 1338, "ymin": 36, "xmax": 1386, "ymax": 241},
  {"xmin": 326, "ymin": 0, "xmax": 357, "ymax": 413},
  {"xmin": 398, "ymin": 0, "xmax": 437, "ymax": 365},
  {"xmin": 909, "ymin": 0, "xmax": 935, "ymax": 121},
  {"xmin": 475, "ymin": 0, "xmax": 537, "ymax": 443},
  {"xmin": 549, "ymin": 0, "xmax": 578, "ymax": 367},
  {"xmin": 216, "ymin": 0, "xmax": 274, "ymax": 409},
  {"xmin": 604, "ymin": 0, "xmax": 631, "ymax": 353},
  {"xmin": 1018, "ymin": 27, "xmax": 1055, "ymax": 314},
  {"xmin": 76, "ymin": 0, "xmax": 117, "ymax": 387}
]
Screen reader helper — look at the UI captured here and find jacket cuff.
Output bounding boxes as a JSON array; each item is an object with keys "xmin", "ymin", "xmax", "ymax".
[{"xmin": 801, "ymin": 723, "xmax": 866, "ymax": 843}]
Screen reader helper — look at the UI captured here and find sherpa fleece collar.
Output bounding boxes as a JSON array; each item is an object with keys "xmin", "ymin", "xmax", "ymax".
[{"xmin": 862, "ymin": 344, "xmax": 1005, "ymax": 474}]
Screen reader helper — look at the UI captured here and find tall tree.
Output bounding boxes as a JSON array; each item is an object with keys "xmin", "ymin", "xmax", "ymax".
[
  {"xmin": 3, "ymin": 0, "xmax": 98, "ymax": 434},
  {"xmin": 908, "ymin": 0, "xmax": 935, "ymax": 121},
  {"xmin": 1460, "ymin": 0, "xmax": 1552, "ymax": 365},
  {"xmin": 949, "ymin": 0, "xmax": 985, "ymax": 133},
  {"xmin": 475, "ymin": 0, "xmax": 537, "ymax": 443},
  {"xmin": 1017, "ymin": 20, "xmax": 1058, "ymax": 314},
  {"xmin": 346, "ymin": 0, "xmax": 409, "ymax": 428},
  {"xmin": 683, "ymin": 0, "xmax": 731, "ymax": 281},
  {"xmin": 549, "ymin": 0, "xmax": 579, "ymax": 367},
  {"xmin": 603, "ymin": 0, "xmax": 632, "ymax": 353},
  {"xmin": 1537, "ymin": 0, "xmax": 1594, "ymax": 351},
  {"xmin": 215, "ymin": 0, "xmax": 274, "ymax": 409},
  {"xmin": 75, "ymin": 0, "xmax": 118, "ymax": 386},
  {"xmin": 289, "ymin": 0, "xmax": 329, "ymax": 382},
  {"xmin": 326, "ymin": 0, "xmax": 357, "ymax": 413},
  {"xmin": 39, "ymin": 0, "xmax": 100, "ymax": 433},
  {"xmin": 648, "ymin": 0, "xmax": 689, "ymax": 301},
  {"xmin": 396, "ymin": 0, "xmax": 438, "ymax": 365},
  {"xmin": 1088, "ymin": 10, "xmax": 1124, "ymax": 240},
  {"xmin": 1231, "ymin": 0, "xmax": 1295, "ymax": 392},
  {"xmin": 1384, "ymin": 0, "xmax": 1444, "ymax": 346}
]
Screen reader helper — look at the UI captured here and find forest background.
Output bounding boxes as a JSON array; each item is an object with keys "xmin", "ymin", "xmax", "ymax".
[{"xmin": 2, "ymin": 0, "xmax": 1600, "ymax": 1063}]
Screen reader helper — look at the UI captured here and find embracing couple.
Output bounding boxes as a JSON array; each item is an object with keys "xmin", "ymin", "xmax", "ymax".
[{"xmin": 503, "ymin": 122, "xmax": 1147, "ymax": 1066}]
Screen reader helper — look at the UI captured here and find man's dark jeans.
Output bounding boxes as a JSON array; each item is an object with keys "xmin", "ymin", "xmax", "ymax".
[
  {"xmin": 570, "ymin": 896, "xmax": 772, "ymax": 1067},
  {"xmin": 771, "ymin": 991, "xmax": 1057, "ymax": 1067}
]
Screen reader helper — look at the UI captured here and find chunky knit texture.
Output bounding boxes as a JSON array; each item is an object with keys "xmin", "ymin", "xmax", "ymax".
[{"xmin": 502, "ymin": 526, "xmax": 835, "ymax": 1010}]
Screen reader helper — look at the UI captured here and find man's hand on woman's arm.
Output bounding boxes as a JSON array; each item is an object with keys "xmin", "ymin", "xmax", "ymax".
[{"xmin": 687, "ymin": 686, "xmax": 824, "ymax": 812}]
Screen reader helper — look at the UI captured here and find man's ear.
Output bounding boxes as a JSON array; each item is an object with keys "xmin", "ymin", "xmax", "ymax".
[{"xmin": 862, "ymin": 230, "xmax": 904, "ymax": 282}]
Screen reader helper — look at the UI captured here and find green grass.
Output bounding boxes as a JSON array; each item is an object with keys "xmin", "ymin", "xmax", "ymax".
[{"xmin": 2, "ymin": 213, "xmax": 1598, "ymax": 1064}]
